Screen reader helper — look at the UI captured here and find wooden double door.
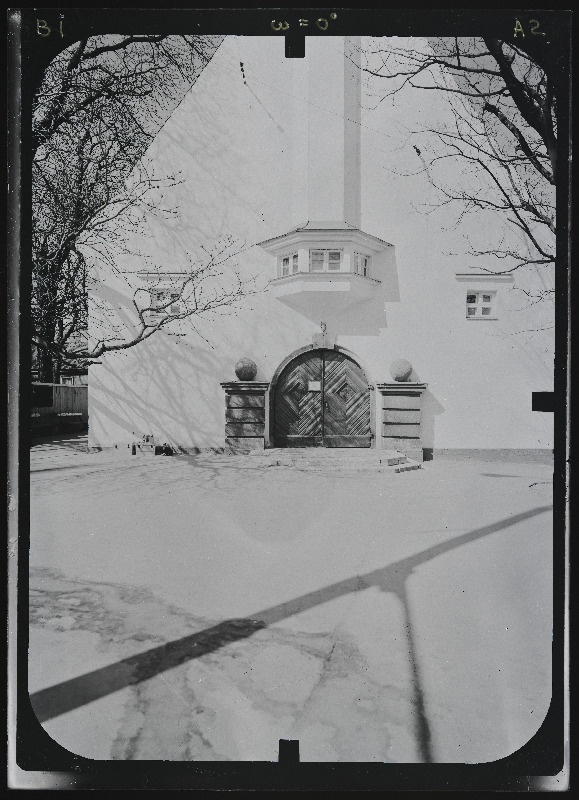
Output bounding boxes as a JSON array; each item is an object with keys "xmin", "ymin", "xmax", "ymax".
[{"xmin": 273, "ymin": 349, "xmax": 372, "ymax": 447}]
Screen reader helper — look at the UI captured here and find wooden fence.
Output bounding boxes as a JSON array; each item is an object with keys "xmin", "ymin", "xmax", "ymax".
[{"xmin": 31, "ymin": 383, "xmax": 88, "ymax": 425}]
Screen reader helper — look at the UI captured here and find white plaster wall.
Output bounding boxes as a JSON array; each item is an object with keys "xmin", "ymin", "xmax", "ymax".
[{"xmin": 88, "ymin": 36, "xmax": 554, "ymax": 451}]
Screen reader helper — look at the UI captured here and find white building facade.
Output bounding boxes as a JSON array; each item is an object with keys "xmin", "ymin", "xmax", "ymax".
[{"xmin": 87, "ymin": 36, "xmax": 554, "ymax": 457}]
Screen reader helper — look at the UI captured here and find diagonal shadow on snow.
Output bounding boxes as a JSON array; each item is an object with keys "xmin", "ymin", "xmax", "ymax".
[{"xmin": 29, "ymin": 504, "xmax": 552, "ymax": 762}]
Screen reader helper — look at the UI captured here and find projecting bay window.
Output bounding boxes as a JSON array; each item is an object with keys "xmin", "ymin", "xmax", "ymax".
[
  {"xmin": 466, "ymin": 291, "xmax": 497, "ymax": 319},
  {"xmin": 309, "ymin": 249, "xmax": 343, "ymax": 272},
  {"xmin": 281, "ymin": 253, "xmax": 299, "ymax": 277}
]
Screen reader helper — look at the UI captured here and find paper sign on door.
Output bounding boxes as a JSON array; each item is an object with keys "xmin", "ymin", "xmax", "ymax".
[{"xmin": 308, "ymin": 381, "xmax": 321, "ymax": 391}]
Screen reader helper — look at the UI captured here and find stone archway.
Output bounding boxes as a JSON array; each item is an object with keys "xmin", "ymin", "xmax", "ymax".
[{"xmin": 271, "ymin": 348, "xmax": 373, "ymax": 447}]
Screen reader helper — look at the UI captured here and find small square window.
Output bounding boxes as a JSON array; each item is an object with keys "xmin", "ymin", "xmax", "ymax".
[
  {"xmin": 465, "ymin": 289, "xmax": 497, "ymax": 319},
  {"xmin": 151, "ymin": 291, "xmax": 167, "ymax": 309}
]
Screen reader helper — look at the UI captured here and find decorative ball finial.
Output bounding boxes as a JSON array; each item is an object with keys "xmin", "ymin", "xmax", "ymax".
[
  {"xmin": 234, "ymin": 357, "xmax": 258, "ymax": 381},
  {"xmin": 390, "ymin": 359, "xmax": 413, "ymax": 382}
]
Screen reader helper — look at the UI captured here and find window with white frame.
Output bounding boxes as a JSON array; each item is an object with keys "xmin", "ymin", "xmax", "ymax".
[
  {"xmin": 150, "ymin": 290, "xmax": 182, "ymax": 314},
  {"xmin": 309, "ymin": 249, "xmax": 343, "ymax": 272},
  {"xmin": 353, "ymin": 252, "xmax": 371, "ymax": 277},
  {"xmin": 466, "ymin": 291, "xmax": 497, "ymax": 319},
  {"xmin": 281, "ymin": 253, "xmax": 299, "ymax": 277}
]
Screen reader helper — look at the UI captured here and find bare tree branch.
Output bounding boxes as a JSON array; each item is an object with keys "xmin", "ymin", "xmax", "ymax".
[
  {"xmin": 32, "ymin": 34, "xmax": 225, "ymax": 382},
  {"xmin": 362, "ymin": 37, "xmax": 556, "ymax": 284}
]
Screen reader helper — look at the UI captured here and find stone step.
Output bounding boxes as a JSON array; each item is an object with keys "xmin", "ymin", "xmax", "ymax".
[
  {"xmin": 244, "ymin": 449, "xmax": 421, "ymax": 473},
  {"xmin": 298, "ymin": 459, "xmax": 422, "ymax": 474},
  {"xmin": 254, "ymin": 448, "xmax": 405, "ymax": 462}
]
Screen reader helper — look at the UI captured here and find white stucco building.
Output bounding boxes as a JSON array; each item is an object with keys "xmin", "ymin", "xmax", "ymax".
[{"xmin": 87, "ymin": 36, "xmax": 554, "ymax": 458}]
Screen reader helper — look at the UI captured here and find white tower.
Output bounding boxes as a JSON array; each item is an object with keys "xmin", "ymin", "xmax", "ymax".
[{"xmin": 258, "ymin": 37, "xmax": 391, "ymax": 321}]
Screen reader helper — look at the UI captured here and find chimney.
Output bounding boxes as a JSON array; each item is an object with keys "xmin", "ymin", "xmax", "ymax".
[{"xmin": 291, "ymin": 37, "xmax": 361, "ymax": 229}]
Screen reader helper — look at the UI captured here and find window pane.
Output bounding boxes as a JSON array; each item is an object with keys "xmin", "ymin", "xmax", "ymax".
[
  {"xmin": 311, "ymin": 251, "xmax": 324, "ymax": 271},
  {"xmin": 362, "ymin": 257, "xmax": 369, "ymax": 277},
  {"xmin": 328, "ymin": 252, "xmax": 341, "ymax": 271},
  {"xmin": 481, "ymin": 307, "xmax": 491, "ymax": 315},
  {"xmin": 467, "ymin": 307, "xmax": 476, "ymax": 316},
  {"xmin": 292, "ymin": 254, "xmax": 298, "ymax": 273},
  {"xmin": 466, "ymin": 294, "xmax": 477, "ymax": 304},
  {"xmin": 482, "ymin": 294, "xmax": 491, "ymax": 303}
]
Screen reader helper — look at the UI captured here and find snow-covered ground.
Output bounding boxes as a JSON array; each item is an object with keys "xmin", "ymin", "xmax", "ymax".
[{"xmin": 29, "ymin": 436, "xmax": 553, "ymax": 763}]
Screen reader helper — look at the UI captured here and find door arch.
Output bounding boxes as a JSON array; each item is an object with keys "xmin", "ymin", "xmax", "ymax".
[{"xmin": 272, "ymin": 348, "xmax": 373, "ymax": 447}]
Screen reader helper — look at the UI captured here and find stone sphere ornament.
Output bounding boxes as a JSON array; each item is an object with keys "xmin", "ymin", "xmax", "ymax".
[
  {"xmin": 234, "ymin": 358, "xmax": 258, "ymax": 381},
  {"xmin": 390, "ymin": 359, "xmax": 413, "ymax": 382}
]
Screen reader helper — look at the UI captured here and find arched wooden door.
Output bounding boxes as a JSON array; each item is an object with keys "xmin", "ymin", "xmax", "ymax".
[{"xmin": 273, "ymin": 349, "xmax": 372, "ymax": 447}]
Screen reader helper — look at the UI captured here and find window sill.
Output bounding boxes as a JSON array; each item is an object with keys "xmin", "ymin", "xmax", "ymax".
[
  {"xmin": 465, "ymin": 316, "xmax": 498, "ymax": 321},
  {"xmin": 276, "ymin": 270, "xmax": 379, "ymax": 281}
]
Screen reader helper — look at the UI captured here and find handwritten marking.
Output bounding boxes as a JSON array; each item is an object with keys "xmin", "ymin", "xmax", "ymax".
[
  {"xmin": 530, "ymin": 19, "xmax": 546, "ymax": 36},
  {"xmin": 37, "ymin": 18, "xmax": 64, "ymax": 37},
  {"xmin": 514, "ymin": 18, "xmax": 546, "ymax": 38},
  {"xmin": 37, "ymin": 19, "xmax": 50, "ymax": 36}
]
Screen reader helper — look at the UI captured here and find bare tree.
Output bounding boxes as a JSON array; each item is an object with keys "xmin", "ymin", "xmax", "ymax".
[
  {"xmin": 32, "ymin": 33, "xmax": 241, "ymax": 382},
  {"xmin": 362, "ymin": 37, "xmax": 557, "ymax": 296}
]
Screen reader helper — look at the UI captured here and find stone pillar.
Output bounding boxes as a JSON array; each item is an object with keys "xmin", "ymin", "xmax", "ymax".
[
  {"xmin": 376, "ymin": 382, "xmax": 428, "ymax": 462},
  {"xmin": 220, "ymin": 382, "xmax": 269, "ymax": 452}
]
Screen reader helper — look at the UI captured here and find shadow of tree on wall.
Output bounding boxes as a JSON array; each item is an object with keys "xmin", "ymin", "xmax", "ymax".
[
  {"xmin": 86, "ymin": 39, "xmax": 308, "ymax": 448},
  {"xmin": 89, "ymin": 282, "xmax": 322, "ymax": 449},
  {"xmin": 89, "ymin": 331, "xmax": 232, "ymax": 445},
  {"xmin": 29, "ymin": 504, "xmax": 551, "ymax": 762}
]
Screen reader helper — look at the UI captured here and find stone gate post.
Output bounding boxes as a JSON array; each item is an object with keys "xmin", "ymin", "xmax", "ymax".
[
  {"xmin": 220, "ymin": 382, "xmax": 270, "ymax": 452},
  {"xmin": 376, "ymin": 382, "xmax": 428, "ymax": 462}
]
